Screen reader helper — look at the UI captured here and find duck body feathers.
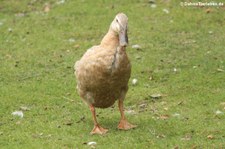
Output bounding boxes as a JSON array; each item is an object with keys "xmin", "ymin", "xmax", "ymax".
[{"xmin": 75, "ymin": 45, "xmax": 131, "ymax": 108}]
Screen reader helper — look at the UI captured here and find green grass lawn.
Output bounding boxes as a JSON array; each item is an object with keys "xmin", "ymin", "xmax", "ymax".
[{"xmin": 0, "ymin": 0, "xmax": 225, "ymax": 148}]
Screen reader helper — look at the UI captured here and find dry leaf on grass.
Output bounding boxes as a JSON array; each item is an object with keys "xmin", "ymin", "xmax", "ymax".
[
  {"xmin": 74, "ymin": 44, "xmax": 80, "ymax": 49},
  {"xmin": 125, "ymin": 109, "xmax": 137, "ymax": 115},
  {"xmin": 56, "ymin": 0, "xmax": 65, "ymax": 5},
  {"xmin": 20, "ymin": 106, "xmax": 30, "ymax": 111},
  {"xmin": 215, "ymin": 110, "xmax": 223, "ymax": 115},
  {"xmin": 76, "ymin": 116, "xmax": 85, "ymax": 123},
  {"xmin": 44, "ymin": 4, "xmax": 51, "ymax": 13},
  {"xmin": 217, "ymin": 68, "xmax": 224, "ymax": 72},
  {"xmin": 156, "ymin": 134, "xmax": 166, "ymax": 138},
  {"xmin": 163, "ymin": 8, "xmax": 169, "ymax": 14},
  {"xmin": 173, "ymin": 113, "xmax": 180, "ymax": 117},
  {"xmin": 177, "ymin": 101, "xmax": 184, "ymax": 105},
  {"xmin": 160, "ymin": 114, "xmax": 170, "ymax": 120},
  {"xmin": 151, "ymin": 4, "xmax": 157, "ymax": 8},
  {"xmin": 206, "ymin": 8, "xmax": 212, "ymax": 13},
  {"xmin": 181, "ymin": 134, "xmax": 192, "ymax": 141},
  {"xmin": 163, "ymin": 107, "xmax": 168, "ymax": 111},
  {"xmin": 150, "ymin": 94, "xmax": 162, "ymax": 99},
  {"xmin": 138, "ymin": 103, "xmax": 148, "ymax": 112},
  {"xmin": 207, "ymin": 134, "xmax": 214, "ymax": 139},
  {"xmin": 139, "ymin": 103, "xmax": 148, "ymax": 109},
  {"xmin": 16, "ymin": 121, "xmax": 21, "ymax": 125},
  {"xmin": 63, "ymin": 120, "xmax": 73, "ymax": 126},
  {"xmin": 68, "ymin": 38, "xmax": 75, "ymax": 43}
]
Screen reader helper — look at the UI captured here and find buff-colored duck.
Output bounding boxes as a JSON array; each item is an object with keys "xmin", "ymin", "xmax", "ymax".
[{"xmin": 74, "ymin": 13, "xmax": 136, "ymax": 135}]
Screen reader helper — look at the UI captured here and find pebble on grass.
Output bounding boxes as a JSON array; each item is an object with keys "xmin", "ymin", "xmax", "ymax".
[
  {"xmin": 56, "ymin": 0, "xmax": 65, "ymax": 5},
  {"xmin": 132, "ymin": 44, "xmax": 141, "ymax": 50},
  {"xmin": 88, "ymin": 141, "xmax": 97, "ymax": 146},
  {"xmin": 68, "ymin": 38, "xmax": 75, "ymax": 43},
  {"xmin": 163, "ymin": 9, "xmax": 169, "ymax": 14},
  {"xmin": 132, "ymin": 78, "xmax": 138, "ymax": 85},
  {"xmin": 12, "ymin": 111, "xmax": 24, "ymax": 118},
  {"xmin": 150, "ymin": 94, "xmax": 162, "ymax": 99},
  {"xmin": 215, "ymin": 110, "xmax": 223, "ymax": 115},
  {"xmin": 151, "ymin": 4, "xmax": 157, "ymax": 8}
]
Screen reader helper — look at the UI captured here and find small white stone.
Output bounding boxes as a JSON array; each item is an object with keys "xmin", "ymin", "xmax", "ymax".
[
  {"xmin": 125, "ymin": 109, "xmax": 137, "ymax": 115},
  {"xmin": 8, "ymin": 28, "xmax": 12, "ymax": 32},
  {"xmin": 206, "ymin": 51, "xmax": 211, "ymax": 54},
  {"xmin": 12, "ymin": 111, "xmax": 24, "ymax": 118},
  {"xmin": 132, "ymin": 44, "xmax": 141, "ymax": 49},
  {"xmin": 132, "ymin": 78, "xmax": 138, "ymax": 85},
  {"xmin": 150, "ymin": 94, "xmax": 162, "ymax": 99},
  {"xmin": 68, "ymin": 38, "xmax": 75, "ymax": 42},
  {"xmin": 217, "ymin": 68, "xmax": 224, "ymax": 72},
  {"xmin": 208, "ymin": 31, "xmax": 213, "ymax": 34},
  {"xmin": 87, "ymin": 141, "xmax": 97, "ymax": 146},
  {"xmin": 20, "ymin": 106, "xmax": 30, "ymax": 111},
  {"xmin": 173, "ymin": 113, "xmax": 180, "ymax": 117},
  {"xmin": 56, "ymin": 0, "xmax": 65, "ymax": 4},
  {"xmin": 151, "ymin": 4, "xmax": 157, "ymax": 8},
  {"xmin": 215, "ymin": 110, "xmax": 223, "ymax": 115},
  {"xmin": 163, "ymin": 9, "xmax": 169, "ymax": 14}
]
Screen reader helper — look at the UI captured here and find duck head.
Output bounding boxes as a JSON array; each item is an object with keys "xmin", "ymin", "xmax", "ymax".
[{"xmin": 110, "ymin": 13, "xmax": 128, "ymax": 47}]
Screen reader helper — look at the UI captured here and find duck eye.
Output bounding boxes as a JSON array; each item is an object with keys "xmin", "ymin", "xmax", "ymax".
[{"xmin": 116, "ymin": 19, "xmax": 119, "ymax": 22}]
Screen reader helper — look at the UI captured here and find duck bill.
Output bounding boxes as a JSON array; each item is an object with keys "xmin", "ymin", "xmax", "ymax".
[{"xmin": 119, "ymin": 29, "xmax": 128, "ymax": 47}]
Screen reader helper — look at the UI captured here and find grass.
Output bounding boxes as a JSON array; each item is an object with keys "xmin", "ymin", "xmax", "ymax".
[{"xmin": 0, "ymin": 0, "xmax": 225, "ymax": 148}]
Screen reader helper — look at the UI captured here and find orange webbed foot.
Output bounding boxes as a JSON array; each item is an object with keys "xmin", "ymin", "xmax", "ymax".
[
  {"xmin": 90, "ymin": 125, "xmax": 108, "ymax": 135},
  {"xmin": 118, "ymin": 119, "xmax": 137, "ymax": 130}
]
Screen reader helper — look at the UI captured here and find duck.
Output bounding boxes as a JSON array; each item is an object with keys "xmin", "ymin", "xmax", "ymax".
[{"xmin": 74, "ymin": 13, "xmax": 136, "ymax": 135}]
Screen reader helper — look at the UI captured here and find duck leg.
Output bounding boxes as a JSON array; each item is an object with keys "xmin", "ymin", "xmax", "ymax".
[
  {"xmin": 118, "ymin": 100, "xmax": 137, "ymax": 130},
  {"xmin": 89, "ymin": 105, "xmax": 108, "ymax": 135}
]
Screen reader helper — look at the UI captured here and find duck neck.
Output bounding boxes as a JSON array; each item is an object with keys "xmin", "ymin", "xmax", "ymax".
[{"xmin": 100, "ymin": 29, "xmax": 119, "ymax": 49}]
